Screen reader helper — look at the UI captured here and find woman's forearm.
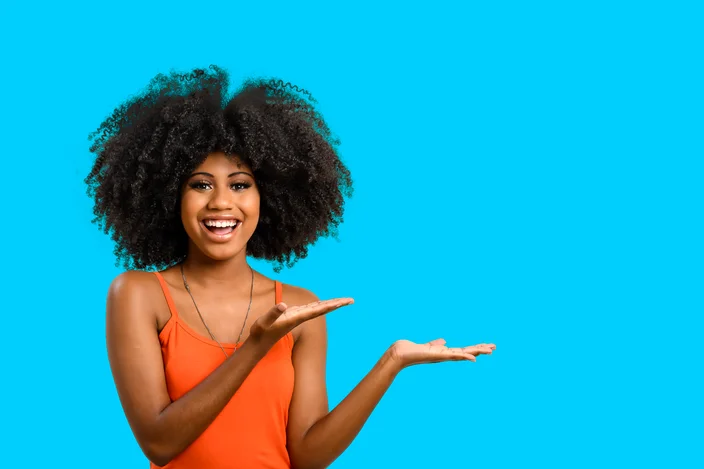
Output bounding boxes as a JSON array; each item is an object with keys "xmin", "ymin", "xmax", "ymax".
[
  {"xmin": 291, "ymin": 349, "xmax": 402, "ymax": 469},
  {"xmin": 143, "ymin": 340, "xmax": 268, "ymax": 466}
]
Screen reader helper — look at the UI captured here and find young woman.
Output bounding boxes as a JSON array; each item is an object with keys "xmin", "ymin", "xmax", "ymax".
[{"xmin": 85, "ymin": 65, "xmax": 496, "ymax": 469}]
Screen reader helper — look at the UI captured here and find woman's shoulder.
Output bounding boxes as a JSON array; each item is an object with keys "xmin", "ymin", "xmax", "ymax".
[
  {"xmin": 105, "ymin": 270, "xmax": 169, "ymax": 332},
  {"xmin": 278, "ymin": 281, "xmax": 319, "ymax": 306},
  {"xmin": 274, "ymin": 281, "xmax": 322, "ymax": 344},
  {"xmin": 109, "ymin": 269, "xmax": 160, "ymax": 291},
  {"xmin": 107, "ymin": 270, "xmax": 164, "ymax": 308},
  {"xmin": 253, "ymin": 270, "xmax": 318, "ymax": 306}
]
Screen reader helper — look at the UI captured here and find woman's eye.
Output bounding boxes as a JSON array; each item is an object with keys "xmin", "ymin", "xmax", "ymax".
[
  {"xmin": 190, "ymin": 181, "xmax": 211, "ymax": 190},
  {"xmin": 188, "ymin": 181, "xmax": 250, "ymax": 191},
  {"xmin": 232, "ymin": 182, "xmax": 251, "ymax": 191}
]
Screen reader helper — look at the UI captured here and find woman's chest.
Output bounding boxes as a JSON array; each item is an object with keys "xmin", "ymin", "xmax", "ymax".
[{"xmin": 162, "ymin": 327, "xmax": 295, "ymax": 405}]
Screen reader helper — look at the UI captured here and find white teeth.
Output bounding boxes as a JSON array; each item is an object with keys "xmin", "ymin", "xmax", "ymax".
[{"xmin": 204, "ymin": 220, "xmax": 237, "ymax": 227}]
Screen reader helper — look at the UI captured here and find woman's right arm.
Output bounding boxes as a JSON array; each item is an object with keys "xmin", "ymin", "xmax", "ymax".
[
  {"xmin": 106, "ymin": 271, "xmax": 268, "ymax": 466},
  {"xmin": 106, "ymin": 271, "xmax": 353, "ymax": 467}
]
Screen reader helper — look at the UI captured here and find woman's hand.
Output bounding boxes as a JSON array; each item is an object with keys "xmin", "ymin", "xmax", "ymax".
[
  {"xmin": 388, "ymin": 338, "xmax": 496, "ymax": 369},
  {"xmin": 248, "ymin": 298, "xmax": 354, "ymax": 348}
]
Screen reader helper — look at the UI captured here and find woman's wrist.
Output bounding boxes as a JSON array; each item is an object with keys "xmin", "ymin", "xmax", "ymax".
[
  {"xmin": 384, "ymin": 342, "xmax": 407, "ymax": 374},
  {"xmin": 238, "ymin": 335, "xmax": 274, "ymax": 362}
]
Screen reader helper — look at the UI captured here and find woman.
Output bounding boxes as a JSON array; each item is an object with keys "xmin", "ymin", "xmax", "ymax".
[{"xmin": 85, "ymin": 65, "xmax": 496, "ymax": 469}]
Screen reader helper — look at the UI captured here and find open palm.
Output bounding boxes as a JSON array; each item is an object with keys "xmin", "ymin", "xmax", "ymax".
[
  {"xmin": 250, "ymin": 297, "xmax": 354, "ymax": 346},
  {"xmin": 391, "ymin": 338, "xmax": 496, "ymax": 367}
]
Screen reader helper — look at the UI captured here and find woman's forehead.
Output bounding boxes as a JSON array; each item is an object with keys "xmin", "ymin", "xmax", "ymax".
[{"xmin": 194, "ymin": 152, "xmax": 252, "ymax": 173}]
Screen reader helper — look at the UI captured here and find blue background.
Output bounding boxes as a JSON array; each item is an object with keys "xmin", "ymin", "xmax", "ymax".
[{"xmin": 1, "ymin": 1, "xmax": 701, "ymax": 467}]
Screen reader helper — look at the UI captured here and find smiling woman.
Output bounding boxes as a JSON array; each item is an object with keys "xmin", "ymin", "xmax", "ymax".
[
  {"xmin": 85, "ymin": 65, "xmax": 496, "ymax": 469},
  {"xmin": 180, "ymin": 155, "xmax": 260, "ymax": 258},
  {"xmin": 86, "ymin": 66, "xmax": 350, "ymax": 272}
]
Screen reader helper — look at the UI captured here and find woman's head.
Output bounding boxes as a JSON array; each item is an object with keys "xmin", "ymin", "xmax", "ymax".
[
  {"xmin": 180, "ymin": 152, "xmax": 260, "ymax": 262},
  {"xmin": 85, "ymin": 65, "xmax": 352, "ymax": 271}
]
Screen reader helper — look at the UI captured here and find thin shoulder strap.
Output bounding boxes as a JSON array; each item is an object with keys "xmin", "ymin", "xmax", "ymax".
[
  {"xmin": 153, "ymin": 271, "xmax": 179, "ymax": 319},
  {"xmin": 275, "ymin": 280, "xmax": 283, "ymax": 305}
]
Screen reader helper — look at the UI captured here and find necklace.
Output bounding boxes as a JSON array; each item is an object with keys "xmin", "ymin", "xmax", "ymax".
[{"xmin": 180, "ymin": 263, "xmax": 254, "ymax": 359}]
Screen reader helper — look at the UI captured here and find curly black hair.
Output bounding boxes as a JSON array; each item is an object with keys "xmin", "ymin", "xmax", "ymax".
[{"xmin": 85, "ymin": 65, "xmax": 353, "ymax": 272}]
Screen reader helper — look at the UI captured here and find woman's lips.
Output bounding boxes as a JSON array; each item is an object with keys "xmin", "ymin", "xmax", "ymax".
[{"xmin": 200, "ymin": 220, "xmax": 241, "ymax": 242}]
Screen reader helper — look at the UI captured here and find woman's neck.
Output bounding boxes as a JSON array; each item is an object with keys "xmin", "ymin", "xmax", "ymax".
[{"xmin": 180, "ymin": 249, "xmax": 253, "ymax": 291}]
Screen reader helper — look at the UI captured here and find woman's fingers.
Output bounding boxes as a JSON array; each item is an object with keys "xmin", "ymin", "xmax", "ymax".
[
  {"xmin": 395, "ymin": 340, "xmax": 497, "ymax": 366},
  {"xmin": 426, "ymin": 338, "xmax": 446, "ymax": 346},
  {"xmin": 424, "ymin": 344, "xmax": 472, "ymax": 361},
  {"xmin": 251, "ymin": 298, "xmax": 354, "ymax": 342},
  {"xmin": 462, "ymin": 344, "xmax": 495, "ymax": 356},
  {"xmin": 426, "ymin": 343, "xmax": 497, "ymax": 362},
  {"xmin": 251, "ymin": 302, "xmax": 289, "ymax": 335},
  {"xmin": 282, "ymin": 297, "xmax": 354, "ymax": 324}
]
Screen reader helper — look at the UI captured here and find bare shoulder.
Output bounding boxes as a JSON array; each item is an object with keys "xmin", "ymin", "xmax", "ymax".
[
  {"xmin": 280, "ymin": 282, "xmax": 320, "ymax": 306},
  {"xmin": 109, "ymin": 270, "xmax": 159, "ymax": 294},
  {"xmin": 279, "ymin": 282, "xmax": 323, "ymax": 344},
  {"xmin": 107, "ymin": 270, "xmax": 163, "ymax": 325}
]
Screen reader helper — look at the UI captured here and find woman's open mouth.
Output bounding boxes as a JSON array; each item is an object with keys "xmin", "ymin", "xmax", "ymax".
[{"xmin": 200, "ymin": 218, "xmax": 241, "ymax": 242}]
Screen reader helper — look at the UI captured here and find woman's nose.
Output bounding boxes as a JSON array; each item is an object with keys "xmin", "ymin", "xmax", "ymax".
[{"xmin": 207, "ymin": 186, "xmax": 233, "ymax": 210}]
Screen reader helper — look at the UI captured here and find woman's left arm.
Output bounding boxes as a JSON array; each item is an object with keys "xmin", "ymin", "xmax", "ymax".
[
  {"xmin": 286, "ymin": 290, "xmax": 495, "ymax": 469},
  {"xmin": 286, "ymin": 311, "xmax": 399, "ymax": 469}
]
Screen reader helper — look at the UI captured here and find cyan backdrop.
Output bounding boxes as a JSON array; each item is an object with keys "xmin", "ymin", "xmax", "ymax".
[{"xmin": 1, "ymin": 1, "xmax": 701, "ymax": 468}]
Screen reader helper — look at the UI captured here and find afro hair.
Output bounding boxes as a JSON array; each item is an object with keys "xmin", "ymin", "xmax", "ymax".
[{"xmin": 85, "ymin": 65, "xmax": 353, "ymax": 272}]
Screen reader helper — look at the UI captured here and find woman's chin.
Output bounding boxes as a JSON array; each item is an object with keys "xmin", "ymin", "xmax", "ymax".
[{"xmin": 196, "ymin": 243, "xmax": 247, "ymax": 262}]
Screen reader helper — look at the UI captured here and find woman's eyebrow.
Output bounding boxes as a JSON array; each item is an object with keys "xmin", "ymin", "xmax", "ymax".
[
  {"xmin": 189, "ymin": 171, "xmax": 254, "ymax": 178},
  {"xmin": 229, "ymin": 171, "xmax": 254, "ymax": 178}
]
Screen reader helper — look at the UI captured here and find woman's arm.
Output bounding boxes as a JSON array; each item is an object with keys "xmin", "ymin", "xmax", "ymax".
[
  {"xmin": 106, "ymin": 271, "xmax": 270, "ymax": 466},
  {"xmin": 286, "ymin": 289, "xmax": 496, "ymax": 469},
  {"xmin": 297, "ymin": 351, "xmax": 400, "ymax": 468},
  {"xmin": 107, "ymin": 272, "xmax": 352, "ymax": 467},
  {"xmin": 286, "ymin": 308, "xmax": 400, "ymax": 469}
]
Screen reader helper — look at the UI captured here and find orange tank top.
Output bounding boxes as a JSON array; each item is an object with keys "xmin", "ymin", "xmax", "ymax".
[{"xmin": 151, "ymin": 272, "xmax": 294, "ymax": 469}]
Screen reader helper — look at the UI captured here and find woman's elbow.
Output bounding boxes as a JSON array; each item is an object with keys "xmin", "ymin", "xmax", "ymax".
[{"xmin": 139, "ymin": 438, "xmax": 177, "ymax": 467}]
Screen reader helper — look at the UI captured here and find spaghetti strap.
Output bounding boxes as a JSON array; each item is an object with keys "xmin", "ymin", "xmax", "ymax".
[
  {"xmin": 153, "ymin": 271, "xmax": 180, "ymax": 319},
  {"xmin": 275, "ymin": 280, "xmax": 282, "ymax": 305}
]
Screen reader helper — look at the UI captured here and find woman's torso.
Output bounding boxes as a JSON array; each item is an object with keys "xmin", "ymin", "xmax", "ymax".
[{"xmin": 151, "ymin": 271, "xmax": 294, "ymax": 469}]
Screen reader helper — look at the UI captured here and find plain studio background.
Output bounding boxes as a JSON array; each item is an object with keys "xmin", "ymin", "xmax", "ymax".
[{"xmin": 0, "ymin": 1, "xmax": 701, "ymax": 467}]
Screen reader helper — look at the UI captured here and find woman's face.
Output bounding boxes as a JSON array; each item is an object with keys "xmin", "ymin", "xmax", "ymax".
[{"xmin": 180, "ymin": 152, "xmax": 260, "ymax": 261}]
